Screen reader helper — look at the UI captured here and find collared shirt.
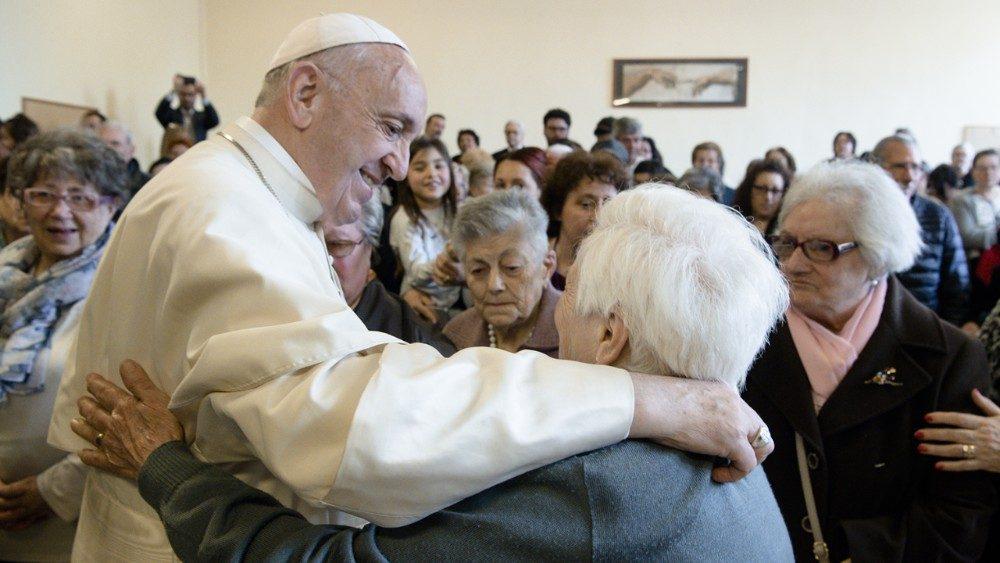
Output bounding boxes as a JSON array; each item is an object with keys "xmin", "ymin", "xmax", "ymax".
[{"xmin": 47, "ymin": 117, "xmax": 633, "ymax": 560}]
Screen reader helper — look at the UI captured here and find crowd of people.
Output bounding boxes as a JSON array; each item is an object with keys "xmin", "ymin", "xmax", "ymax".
[{"xmin": 1, "ymin": 11, "xmax": 1000, "ymax": 562}]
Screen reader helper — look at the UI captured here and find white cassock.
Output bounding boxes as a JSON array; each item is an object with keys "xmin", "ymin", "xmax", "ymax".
[{"xmin": 47, "ymin": 116, "xmax": 634, "ymax": 561}]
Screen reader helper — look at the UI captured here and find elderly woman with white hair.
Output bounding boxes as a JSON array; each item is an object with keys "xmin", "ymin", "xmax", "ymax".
[
  {"xmin": 742, "ymin": 161, "xmax": 995, "ymax": 562},
  {"xmin": 62, "ymin": 185, "xmax": 795, "ymax": 561},
  {"xmin": 442, "ymin": 189, "xmax": 559, "ymax": 355}
]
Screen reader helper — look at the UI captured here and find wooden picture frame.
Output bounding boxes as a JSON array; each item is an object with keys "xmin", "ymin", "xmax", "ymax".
[
  {"xmin": 21, "ymin": 97, "xmax": 97, "ymax": 132},
  {"xmin": 612, "ymin": 58, "xmax": 748, "ymax": 108}
]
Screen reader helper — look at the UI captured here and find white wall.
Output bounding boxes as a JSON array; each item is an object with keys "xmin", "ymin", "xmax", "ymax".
[
  {"xmin": 4, "ymin": 1, "xmax": 998, "ymax": 183},
  {"xmin": 0, "ymin": 0, "xmax": 204, "ymax": 164},
  {"xmin": 202, "ymin": 0, "xmax": 1000, "ymax": 185}
]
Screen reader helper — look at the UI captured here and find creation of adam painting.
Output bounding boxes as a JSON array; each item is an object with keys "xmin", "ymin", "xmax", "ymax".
[{"xmin": 612, "ymin": 59, "xmax": 748, "ymax": 108}]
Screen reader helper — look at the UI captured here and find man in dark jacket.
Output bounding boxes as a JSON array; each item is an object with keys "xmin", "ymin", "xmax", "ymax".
[
  {"xmin": 873, "ymin": 135, "xmax": 971, "ymax": 327},
  {"xmin": 154, "ymin": 74, "xmax": 220, "ymax": 142},
  {"xmin": 325, "ymin": 196, "xmax": 453, "ymax": 355}
]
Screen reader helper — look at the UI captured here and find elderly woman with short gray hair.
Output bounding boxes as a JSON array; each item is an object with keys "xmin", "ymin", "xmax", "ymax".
[
  {"xmin": 442, "ymin": 189, "xmax": 559, "ymax": 355},
  {"xmin": 742, "ymin": 161, "xmax": 995, "ymax": 561},
  {"xmin": 0, "ymin": 130, "xmax": 124, "ymax": 560}
]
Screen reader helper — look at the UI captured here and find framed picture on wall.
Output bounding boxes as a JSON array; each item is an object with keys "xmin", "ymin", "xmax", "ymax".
[{"xmin": 612, "ymin": 58, "xmax": 748, "ymax": 108}]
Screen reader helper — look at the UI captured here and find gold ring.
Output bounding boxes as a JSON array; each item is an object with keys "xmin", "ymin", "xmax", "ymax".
[
  {"xmin": 962, "ymin": 444, "xmax": 977, "ymax": 459},
  {"xmin": 95, "ymin": 432, "xmax": 105, "ymax": 448}
]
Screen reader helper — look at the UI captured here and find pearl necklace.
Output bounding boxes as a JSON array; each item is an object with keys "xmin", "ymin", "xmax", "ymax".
[{"xmin": 488, "ymin": 323, "xmax": 533, "ymax": 349}]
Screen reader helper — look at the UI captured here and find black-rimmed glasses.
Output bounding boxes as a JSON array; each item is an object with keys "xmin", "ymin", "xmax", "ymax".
[{"xmin": 767, "ymin": 234, "xmax": 860, "ymax": 262}]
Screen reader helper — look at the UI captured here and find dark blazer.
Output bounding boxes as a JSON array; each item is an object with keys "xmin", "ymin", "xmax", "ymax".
[
  {"xmin": 354, "ymin": 279, "xmax": 455, "ymax": 356},
  {"xmin": 743, "ymin": 276, "xmax": 995, "ymax": 562},
  {"xmin": 138, "ymin": 440, "xmax": 793, "ymax": 562},
  {"xmin": 154, "ymin": 96, "xmax": 220, "ymax": 142}
]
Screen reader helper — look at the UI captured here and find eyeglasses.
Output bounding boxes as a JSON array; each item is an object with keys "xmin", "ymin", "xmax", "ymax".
[
  {"xmin": 326, "ymin": 238, "xmax": 366, "ymax": 258},
  {"xmin": 752, "ymin": 185, "xmax": 784, "ymax": 196},
  {"xmin": 767, "ymin": 234, "xmax": 860, "ymax": 262},
  {"xmin": 22, "ymin": 188, "xmax": 106, "ymax": 212}
]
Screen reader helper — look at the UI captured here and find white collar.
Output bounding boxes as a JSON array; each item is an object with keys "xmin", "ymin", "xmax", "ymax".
[{"xmin": 223, "ymin": 116, "xmax": 323, "ymax": 224}]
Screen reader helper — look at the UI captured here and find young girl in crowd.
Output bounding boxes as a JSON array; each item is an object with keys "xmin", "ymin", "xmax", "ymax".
[
  {"xmin": 541, "ymin": 151, "xmax": 628, "ymax": 290},
  {"xmin": 389, "ymin": 137, "xmax": 461, "ymax": 324}
]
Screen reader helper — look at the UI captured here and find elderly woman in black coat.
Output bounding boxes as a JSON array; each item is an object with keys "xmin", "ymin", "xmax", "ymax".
[{"xmin": 743, "ymin": 161, "xmax": 995, "ymax": 562}]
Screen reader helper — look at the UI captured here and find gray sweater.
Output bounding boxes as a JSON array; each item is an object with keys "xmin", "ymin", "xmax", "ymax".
[{"xmin": 139, "ymin": 440, "xmax": 793, "ymax": 562}]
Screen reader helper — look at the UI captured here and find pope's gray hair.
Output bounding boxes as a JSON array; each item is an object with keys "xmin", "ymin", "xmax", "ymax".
[
  {"xmin": 777, "ymin": 161, "xmax": 923, "ymax": 277},
  {"xmin": 574, "ymin": 185, "xmax": 788, "ymax": 389},
  {"xmin": 451, "ymin": 189, "xmax": 549, "ymax": 264},
  {"xmin": 255, "ymin": 44, "xmax": 386, "ymax": 108}
]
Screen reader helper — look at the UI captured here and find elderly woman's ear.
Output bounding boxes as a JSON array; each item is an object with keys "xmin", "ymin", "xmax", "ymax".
[
  {"xmin": 595, "ymin": 310, "xmax": 629, "ymax": 367},
  {"xmin": 543, "ymin": 249, "xmax": 557, "ymax": 278}
]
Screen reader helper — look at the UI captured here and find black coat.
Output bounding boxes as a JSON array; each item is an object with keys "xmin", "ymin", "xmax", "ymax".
[
  {"xmin": 743, "ymin": 276, "xmax": 996, "ymax": 562},
  {"xmin": 154, "ymin": 96, "xmax": 220, "ymax": 142}
]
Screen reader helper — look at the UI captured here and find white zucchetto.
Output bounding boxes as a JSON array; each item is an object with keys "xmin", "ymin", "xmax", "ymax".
[{"xmin": 268, "ymin": 13, "xmax": 409, "ymax": 71}]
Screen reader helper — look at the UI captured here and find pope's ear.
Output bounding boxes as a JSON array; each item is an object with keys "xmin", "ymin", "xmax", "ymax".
[
  {"xmin": 595, "ymin": 309, "xmax": 629, "ymax": 366},
  {"xmin": 283, "ymin": 61, "xmax": 323, "ymax": 130}
]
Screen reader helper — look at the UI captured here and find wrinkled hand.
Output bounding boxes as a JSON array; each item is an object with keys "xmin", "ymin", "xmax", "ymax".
[
  {"xmin": 0, "ymin": 475, "xmax": 53, "ymax": 530},
  {"xmin": 71, "ymin": 360, "xmax": 184, "ymax": 481},
  {"xmin": 628, "ymin": 373, "xmax": 772, "ymax": 482},
  {"xmin": 918, "ymin": 389, "xmax": 1000, "ymax": 473},
  {"xmin": 402, "ymin": 289, "xmax": 438, "ymax": 324},
  {"xmin": 431, "ymin": 247, "xmax": 464, "ymax": 286}
]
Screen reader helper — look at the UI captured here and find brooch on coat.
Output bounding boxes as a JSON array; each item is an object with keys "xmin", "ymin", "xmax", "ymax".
[{"xmin": 864, "ymin": 367, "xmax": 902, "ymax": 387}]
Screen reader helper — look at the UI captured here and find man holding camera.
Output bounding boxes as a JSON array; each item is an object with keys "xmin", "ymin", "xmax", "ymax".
[{"xmin": 154, "ymin": 74, "xmax": 220, "ymax": 142}]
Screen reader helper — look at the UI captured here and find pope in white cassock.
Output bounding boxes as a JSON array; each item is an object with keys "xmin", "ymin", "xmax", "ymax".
[{"xmin": 47, "ymin": 13, "xmax": 770, "ymax": 561}]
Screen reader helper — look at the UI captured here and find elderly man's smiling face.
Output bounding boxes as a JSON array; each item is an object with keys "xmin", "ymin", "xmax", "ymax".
[{"xmin": 303, "ymin": 44, "xmax": 427, "ymax": 226}]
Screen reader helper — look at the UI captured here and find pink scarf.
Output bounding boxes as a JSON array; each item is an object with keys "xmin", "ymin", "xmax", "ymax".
[{"xmin": 786, "ymin": 278, "xmax": 888, "ymax": 412}]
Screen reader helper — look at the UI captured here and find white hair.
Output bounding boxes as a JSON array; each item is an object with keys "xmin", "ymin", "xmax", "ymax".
[
  {"xmin": 505, "ymin": 119, "xmax": 524, "ymax": 131},
  {"xmin": 777, "ymin": 161, "xmax": 923, "ymax": 276},
  {"xmin": 954, "ymin": 142, "xmax": 974, "ymax": 154},
  {"xmin": 451, "ymin": 189, "xmax": 549, "ymax": 263},
  {"xmin": 359, "ymin": 194, "xmax": 384, "ymax": 248},
  {"xmin": 574, "ymin": 185, "xmax": 789, "ymax": 389}
]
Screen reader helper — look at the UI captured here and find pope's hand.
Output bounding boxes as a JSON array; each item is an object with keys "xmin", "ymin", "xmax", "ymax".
[
  {"xmin": 71, "ymin": 361, "xmax": 184, "ymax": 481},
  {"xmin": 627, "ymin": 373, "xmax": 771, "ymax": 482}
]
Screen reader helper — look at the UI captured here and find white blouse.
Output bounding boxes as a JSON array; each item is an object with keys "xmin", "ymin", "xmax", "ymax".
[
  {"xmin": 389, "ymin": 205, "xmax": 461, "ymax": 310},
  {"xmin": 0, "ymin": 302, "xmax": 86, "ymax": 561}
]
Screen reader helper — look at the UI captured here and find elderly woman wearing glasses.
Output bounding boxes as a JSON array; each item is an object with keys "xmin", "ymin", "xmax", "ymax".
[
  {"xmin": 742, "ymin": 161, "xmax": 995, "ymax": 561},
  {"xmin": 0, "ymin": 130, "xmax": 124, "ymax": 559},
  {"xmin": 442, "ymin": 189, "xmax": 559, "ymax": 355}
]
